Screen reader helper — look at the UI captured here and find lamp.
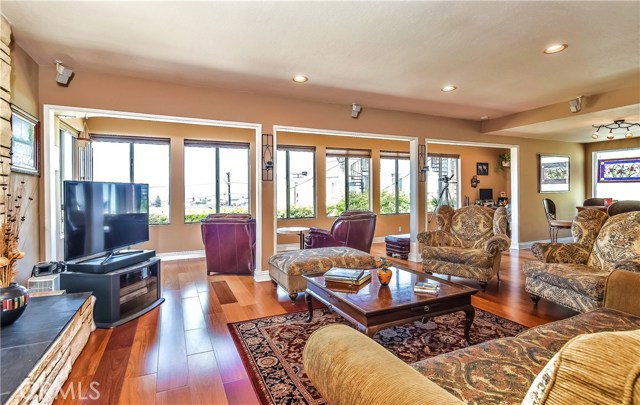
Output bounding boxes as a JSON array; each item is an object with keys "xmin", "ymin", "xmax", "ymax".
[
  {"xmin": 418, "ymin": 144, "xmax": 427, "ymax": 182},
  {"xmin": 591, "ymin": 120, "xmax": 639, "ymax": 140},
  {"xmin": 262, "ymin": 134, "xmax": 274, "ymax": 181}
]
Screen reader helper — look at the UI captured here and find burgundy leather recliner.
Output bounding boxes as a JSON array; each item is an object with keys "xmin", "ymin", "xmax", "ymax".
[
  {"xmin": 201, "ymin": 214, "xmax": 256, "ymax": 275},
  {"xmin": 304, "ymin": 210, "xmax": 377, "ymax": 253}
]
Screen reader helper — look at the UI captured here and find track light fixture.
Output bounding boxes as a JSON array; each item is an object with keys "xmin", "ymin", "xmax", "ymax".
[
  {"xmin": 55, "ymin": 60, "xmax": 74, "ymax": 86},
  {"xmin": 591, "ymin": 120, "xmax": 639, "ymax": 141}
]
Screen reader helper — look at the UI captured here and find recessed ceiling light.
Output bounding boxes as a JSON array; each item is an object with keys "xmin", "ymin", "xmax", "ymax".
[
  {"xmin": 544, "ymin": 44, "xmax": 568, "ymax": 54},
  {"xmin": 441, "ymin": 85, "xmax": 457, "ymax": 92},
  {"xmin": 292, "ymin": 75, "xmax": 308, "ymax": 83}
]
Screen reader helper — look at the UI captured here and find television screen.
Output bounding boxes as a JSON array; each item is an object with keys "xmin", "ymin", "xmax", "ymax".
[
  {"xmin": 479, "ymin": 188, "xmax": 493, "ymax": 201},
  {"xmin": 64, "ymin": 181, "xmax": 150, "ymax": 261}
]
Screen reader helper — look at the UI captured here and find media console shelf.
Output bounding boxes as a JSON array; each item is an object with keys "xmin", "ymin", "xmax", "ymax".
[{"xmin": 61, "ymin": 257, "xmax": 163, "ymax": 328}]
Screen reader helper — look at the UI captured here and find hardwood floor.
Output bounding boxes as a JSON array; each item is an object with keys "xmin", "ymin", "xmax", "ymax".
[{"xmin": 55, "ymin": 244, "xmax": 577, "ymax": 405}]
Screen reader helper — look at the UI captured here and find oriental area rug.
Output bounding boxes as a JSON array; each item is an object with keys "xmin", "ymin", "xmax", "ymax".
[{"xmin": 228, "ymin": 307, "xmax": 526, "ymax": 405}]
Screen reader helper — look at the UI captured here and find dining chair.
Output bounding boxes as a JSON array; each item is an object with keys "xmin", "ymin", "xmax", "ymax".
[{"xmin": 542, "ymin": 198, "xmax": 572, "ymax": 242}]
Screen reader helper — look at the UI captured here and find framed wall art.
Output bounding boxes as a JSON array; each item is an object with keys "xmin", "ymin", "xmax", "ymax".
[
  {"xmin": 538, "ymin": 154, "xmax": 570, "ymax": 193},
  {"xmin": 476, "ymin": 162, "xmax": 489, "ymax": 176},
  {"xmin": 597, "ymin": 157, "xmax": 640, "ymax": 183},
  {"xmin": 10, "ymin": 105, "xmax": 40, "ymax": 175}
]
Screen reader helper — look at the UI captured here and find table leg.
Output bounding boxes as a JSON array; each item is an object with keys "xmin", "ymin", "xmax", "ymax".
[
  {"xmin": 299, "ymin": 231, "xmax": 305, "ymax": 250},
  {"xmin": 463, "ymin": 305, "xmax": 475, "ymax": 345},
  {"xmin": 305, "ymin": 293, "xmax": 314, "ymax": 322}
]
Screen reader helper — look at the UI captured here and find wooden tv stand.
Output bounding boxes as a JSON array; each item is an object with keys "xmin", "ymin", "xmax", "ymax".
[{"xmin": 61, "ymin": 257, "xmax": 163, "ymax": 328}]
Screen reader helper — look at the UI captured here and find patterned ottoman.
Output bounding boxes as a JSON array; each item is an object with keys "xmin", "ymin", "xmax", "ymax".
[
  {"xmin": 268, "ymin": 247, "xmax": 377, "ymax": 301},
  {"xmin": 385, "ymin": 233, "xmax": 410, "ymax": 260}
]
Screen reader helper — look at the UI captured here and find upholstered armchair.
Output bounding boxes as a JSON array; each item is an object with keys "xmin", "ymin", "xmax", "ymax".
[
  {"xmin": 417, "ymin": 205, "xmax": 510, "ymax": 290},
  {"xmin": 304, "ymin": 210, "xmax": 376, "ymax": 253},
  {"xmin": 201, "ymin": 214, "xmax": 256, "ymax": 275},
  {"xmin": 523, "ymin": 210, "xmax": 640, "ymax": 313}
]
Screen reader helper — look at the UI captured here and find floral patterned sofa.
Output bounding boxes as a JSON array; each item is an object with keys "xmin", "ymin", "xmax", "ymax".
[
  {"xmin": 523, "ymin": 209, "xmax": 640, "ymax": 313},
  {"xmin": 417, "ymin": 205, "xmax": 510, "ymax": 290},
  {"xmin": 303, "ymin": 270, "xmax": 640, "ymax": 405}
]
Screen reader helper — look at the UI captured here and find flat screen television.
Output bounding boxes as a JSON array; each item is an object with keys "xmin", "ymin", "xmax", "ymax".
[
  {"xmin": 479, "ymin": 188, "xmax": 493, "ymax": 201},
  {"xmin": 64, "ymin": 181, "xmax": 150, "ymax": 261}
]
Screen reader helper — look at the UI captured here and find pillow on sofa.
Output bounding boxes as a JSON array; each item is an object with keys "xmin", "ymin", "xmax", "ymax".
[{"xmin": 522, "ymin": 329, "xmax": 640, "ymax": 404}]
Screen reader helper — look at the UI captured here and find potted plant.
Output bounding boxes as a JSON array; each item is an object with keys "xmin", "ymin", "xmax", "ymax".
[{"xmin": 498, "ymin": 153, "xmax": 511, "ymax": 169}]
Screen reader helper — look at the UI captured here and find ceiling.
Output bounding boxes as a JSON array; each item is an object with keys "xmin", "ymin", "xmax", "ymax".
[{"xmin": 2, "ymin": 1, "xmax": 640, "ymax": 125}]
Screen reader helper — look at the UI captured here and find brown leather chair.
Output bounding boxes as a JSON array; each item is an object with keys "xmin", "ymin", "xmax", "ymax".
[
  {"xmin": 304, "ymin": 210, "xmax": 377, "ymax": 253},
  {"xmin": 543, "ymin": 198, "xmax": 572, "ymax": 242},
  {"xmin": 201, "ymin": 214, "xmax": 256, "ymax": 275},
  {"xmin": 608, "ymin": 200, "xmax": 640, "ymax": 216}
]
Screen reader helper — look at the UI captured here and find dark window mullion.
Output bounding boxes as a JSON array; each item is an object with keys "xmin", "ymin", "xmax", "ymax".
[
  {"xmin": 395, "ymin": 159, "xmax": 400, "ymax": 214},
  {"xmin": 344, "ymin": 157, "xmax": 350, "ymax": 210},
  {"xmin": 129, "ymin": 142, "xmax": 135, "ymax": 182},
  {"xmin": 215, "ymin": 148, "xmax": 220, "ymax": 213},
  {"xmin": 285, "ymin": 151, "xmax": 291, "ymax": 219}
]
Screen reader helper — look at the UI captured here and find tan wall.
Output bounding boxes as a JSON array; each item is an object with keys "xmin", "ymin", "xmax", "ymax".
[
  {"xmin": 427, "ymin": 144, "xmax": 511, "ymax": 205},
  {"xmin": 9, "ymin": 43, "xmax": 40, "ymax": 284},
  {"xmin": 583, "ymin": 138, "xmax": 640, "ymax": 197},
  {"xmin": 34, "ymin": 66, "xmax": 588, "ymax": 268},
  {"xmin": 276, "ymin": 132, "xmax": 411, "ymax": 245},
  {"xmin": 86, "ymin": 117, "xmax": 256, "ymax": 253}
]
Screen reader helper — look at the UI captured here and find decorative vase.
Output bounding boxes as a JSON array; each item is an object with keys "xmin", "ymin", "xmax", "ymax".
[
  {"xmin": 377, "ymin": 268, "xmax": 393, "ymax": 286},
  {"xmin": 1, "ymin": 283, "xmax": 29, "ymax": 327}
]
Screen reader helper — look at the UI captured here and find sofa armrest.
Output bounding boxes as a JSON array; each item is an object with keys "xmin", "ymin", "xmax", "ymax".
[
  {"xmin": 603, "ymin": 270, "xmax": 640, "ymax": 317},
  {"xmin": 530, "ymin": 243, "xmax": 590, "ymax": 264},
  {"xmin": 417, "ymin": 230, "xmax": 457, "ymax": 247},
  {"xmin": 483, "ymin": 234, "xmax": 511, "ymax": 255},
  {"xmin": 308, "ymin": 227, "xmax": 332, "ymax": 236},
  {"xmin": 613, "ymin": 258, "xmax": 640, "ymax": 272},
  {"xmin": 303, "ymin": 325, "xmax": 463, "ymax": 405}
]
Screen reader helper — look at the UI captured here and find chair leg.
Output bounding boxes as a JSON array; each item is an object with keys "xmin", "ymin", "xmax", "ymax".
[
  {"xmin": 479, "ymin": 281, "xmax": 488, "ymax": 292},
  {"xmin": 289, "ymin": 293, "xmax": 299, "ymax": 302},
  {"xmin": 271, "ymin": 280, "xmax": 277, "ymax": 287},
  {"xmin": 530, "ymin": 294, "xmax": 541, "ymax": 305},
  {"xmin": 496, "ymin": 271, "xmax": 500, "ymax": 282}
]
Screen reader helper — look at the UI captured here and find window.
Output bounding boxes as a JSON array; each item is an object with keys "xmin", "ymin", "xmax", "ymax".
[
  {"xmin": 426, "ymin": 154, "xmax": 460, "ymax": 211},
  {"xmin": 92, "ymin": 136, "xmax": 171, "ymax": 224},
  {"xmin": 380, "ymin": 151, "xmax": 411, "ymax": 214},
  {"xmin": 184, "ymin": 141, "xmax": 250, "ymax": 223},
  {"xmin": 326, "ymin": 149, "xmax": 371, "ymax": 216},
  {"xmin": 593, "ymin": 148, "xmax": 640, "ymax": 201},
  {"xmin": 277, "ymin": 147, "xmax": 315, "ymax": 218}
]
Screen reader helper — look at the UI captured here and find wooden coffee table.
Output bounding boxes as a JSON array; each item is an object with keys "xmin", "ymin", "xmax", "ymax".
[{"xmin": 303, "ymin": 266, "xmax": 478, "ymax": 344}]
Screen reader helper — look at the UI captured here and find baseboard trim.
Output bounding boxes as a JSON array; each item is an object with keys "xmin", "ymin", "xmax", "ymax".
[
  {"xmin": 157, "ymin": 250, "xmax": 205, "ymax": 261},
  {"xmin": 372, "ymin": 236, "xmax": 386, "ymax": 244},
  {"xmin": 518, "ymin": 237, "xmax": 572, "ymax": 249},
  {"xmin": 253, "ymin": 270, "xmax": 271, "ymax": 282}
]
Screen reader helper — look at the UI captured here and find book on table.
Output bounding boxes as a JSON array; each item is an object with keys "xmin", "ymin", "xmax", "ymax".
[
  {"xmin": 324, "ymin": 268, "xmax": 371, "ymax": 285},
  {"xmin": 414, "ymin": 280, "xmax": 440, "ymax": 294}
]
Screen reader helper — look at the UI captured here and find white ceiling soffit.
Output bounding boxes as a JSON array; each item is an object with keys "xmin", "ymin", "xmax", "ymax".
[
  {"xmin": 492, "ymin": 103, "xmax": 640, "ymax": 143},
  {"xmin": 2, "ymin": 1, "xmax": 640, "ymax": 121}
]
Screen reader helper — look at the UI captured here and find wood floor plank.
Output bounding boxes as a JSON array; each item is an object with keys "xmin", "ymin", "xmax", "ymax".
[
  {"xmin": 125, "ymin": 310, "xmax": 160, "ymax": 378},
  {"xmin": 185, "ymin": 328, "xmax": 214, "ymax": 356},
  {"xmin": 187, "ymin": 351, "xmax": 229, "ymax": 405},
  {"xmin": 211, "ymin": 280, "xmax": 238, "ymax": 305},
  {"xmin": 118, "ymin": 374, "xmax": 157, "ymax": 405},
  {"xmin": 155, "ymin": 386, "xmax": 192, "ymax": 405},
  {"xmin": 84, "ymin": 320, "xmax": 138, "ymax": 405},
  {"xmin": 182, "ymin": 296, "xmax": 207, "ymax": 331},
  {"xmin": 223, "ymin": 378, "xmax": 260, "ymax": 405},
  {"xmin": 156, "ymin": 290, "xmax": 189, "ymax": 392}
]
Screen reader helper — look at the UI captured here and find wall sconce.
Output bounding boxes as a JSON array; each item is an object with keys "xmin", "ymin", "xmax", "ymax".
[
  {"xmin": 262, "ymin": 133, "xmax": 274, "ymax": 181},
  {"xmin": 418, "ymin": 144, "xmax": 427, "ymax": 182},
  {"xmin": 470, "ymin": 175, "xmax": 480, "ymax": 188}
]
